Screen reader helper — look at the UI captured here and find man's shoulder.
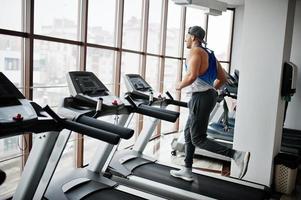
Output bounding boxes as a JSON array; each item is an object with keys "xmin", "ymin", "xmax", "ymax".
[{"xmin": 190, "ymin": 47, "xmax": 207, "ymax": 57}]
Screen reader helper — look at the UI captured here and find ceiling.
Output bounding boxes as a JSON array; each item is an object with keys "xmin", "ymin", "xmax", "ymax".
[{"xmin": 219, "ymin": 0, "xmax": 245, "ymax": 8}]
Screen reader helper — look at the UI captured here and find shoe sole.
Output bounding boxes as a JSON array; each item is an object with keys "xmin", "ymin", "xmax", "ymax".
[
  {"xmin": 239, "ymin": 152, "xmax": 250, "ymax": 179},
  {"xmin": 170, "ymin": 171, "xmax": 194, "ymax": 182}
]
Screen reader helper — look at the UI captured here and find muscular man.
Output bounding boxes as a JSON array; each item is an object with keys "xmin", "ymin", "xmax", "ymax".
[{"xmin": 170, "ymin": 26, "xmax": 250, "ymax": 181}]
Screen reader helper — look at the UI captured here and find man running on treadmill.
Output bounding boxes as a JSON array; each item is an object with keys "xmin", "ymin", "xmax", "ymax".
[{"xmin": 170, "ymin": 26, "xmax": 250, "ymax": 181}]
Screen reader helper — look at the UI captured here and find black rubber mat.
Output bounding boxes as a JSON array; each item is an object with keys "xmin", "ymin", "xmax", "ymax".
[{"xmin": 133, "ymin": 163, "xmax": 268, "ymax": 200}]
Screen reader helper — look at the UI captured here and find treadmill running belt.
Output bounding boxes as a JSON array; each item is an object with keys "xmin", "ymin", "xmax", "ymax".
[{"xmin": 133, "ymin": 163, "xmax": 267, "ymax": 200}]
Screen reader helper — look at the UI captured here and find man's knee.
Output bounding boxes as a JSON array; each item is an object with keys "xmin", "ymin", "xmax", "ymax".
[{"xmin": 191, "ymin": 135, "xmax": 207, "ymax": 147}]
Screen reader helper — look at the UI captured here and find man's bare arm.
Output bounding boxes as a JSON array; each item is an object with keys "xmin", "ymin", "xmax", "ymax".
[
  {"xmin": 214, "ymin": 61, "xmax": 227, "ymax": 90},
  {"xmin": 176, "ymin": 50, "xmax": 201, "ymax": 90}
]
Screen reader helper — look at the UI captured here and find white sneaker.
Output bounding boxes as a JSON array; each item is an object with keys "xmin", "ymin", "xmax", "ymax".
[
  {"xmin": 170, "ymin": 167, "xmax": 194, "ymax": 182},
  {"xmin": 233, "ymin": 151, "xmax": 250, "ymax": 179}
]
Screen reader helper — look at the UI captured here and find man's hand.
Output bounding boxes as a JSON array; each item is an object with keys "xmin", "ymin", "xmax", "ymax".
[{"xmin": 176, "ymin": 82, "xmax": 182, "ymax": 91}]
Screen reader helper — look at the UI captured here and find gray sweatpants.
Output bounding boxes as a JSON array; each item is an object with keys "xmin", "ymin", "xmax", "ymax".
[{"xmin": 184, "ymin": 89, "xmax": 235, "ymax": 168}]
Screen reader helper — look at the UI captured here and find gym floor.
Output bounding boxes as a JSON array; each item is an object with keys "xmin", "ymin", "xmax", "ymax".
[{"xmin": 143, "ymin": 133, "xmax": 301, "ymax": 200}]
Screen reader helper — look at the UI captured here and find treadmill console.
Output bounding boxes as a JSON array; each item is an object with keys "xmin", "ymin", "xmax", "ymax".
[
  {"xmin": 124, "ymin": 74, "xmax": 152, "ymax": 93},
  {"xmin": 0, "ymin": 73, "xmax": 37, "ymax": 137},
  {"xmin": 68, "ymin": 71, "xmax": 109, "ymax": 97},
  {"xmin": 67, "ymin": 71, "xmax": 122, "ymax": 106}
]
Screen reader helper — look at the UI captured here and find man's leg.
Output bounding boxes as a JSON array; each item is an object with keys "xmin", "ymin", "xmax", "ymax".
[
  {"xmin": 190, "ymin": 90, "xmax": 235, "ymax": 157},
  {"xmin": 170, "ymin": 104, "xmax": 194, "ymax": 181},
  {"xmin": 190, "ymin": 90, "xmax": 250, "ymax": 179},
  {"xmin": 183, "ymin": 116, "xmax": 195, "ymax": 168}
]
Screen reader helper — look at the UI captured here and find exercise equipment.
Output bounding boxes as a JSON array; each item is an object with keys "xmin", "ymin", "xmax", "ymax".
[
  {"xmin": 0, "ymin": 72, "xmax": 134, "ymax": 200},
  {"xmin": 108, "ymin": 73, "xmax": 270, "ymax": 200},
  {"xmin": 43, "ymin": 71, "xmax": 178, "ymax": 200}
]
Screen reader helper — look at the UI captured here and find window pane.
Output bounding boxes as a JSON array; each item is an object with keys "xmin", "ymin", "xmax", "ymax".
[
  {"xmin": 165, "ymin": 2, "xmax": 181, "ymax": 57},
  {"xmin": 0, "ymin": 0, "xmax": 22, "ymax": 31},
  {"xmin": 179, "ymin": 61, "xmax": 190, "ymax": 131},
  {"xmin": 86, "ymin": 47, "xmax": 115, "ymax": 90},
  {"xmin": 33, "ymin": 87, "xmax": 70, "ymax": 108},
  {"xmin": 122, "ymin": 0, "xmax": 142, "ymax": 51},
  {"xmin": 0, "ymin": 157, "xmax": 22, "ymax": 199},
  {"xmin": 33, "ymin": 40, "xmax": 79, "ymax": 107},
  {"xmin": 161, "ymin": 58, "xmax": 179, "ymax": 133},
  {"xmin": 207, "ymin": 10, "xmax": 234, "ymax": 62},
  {"xmin": 185, "ymin": 7, "xmax": 207, "ymax": 30},
  {"xmin": 221, "ymin": 62, "xmax": 230, "ymax": 73},
  {"xmin": 147, "ymin": 0, "xmax": 163, "ymax": 54},
  {"xmin": 0, "ymin": 35, "xmax": 23, "ymax": 88},
  {"xmin": 88, "ymin": 0, "xmax": 116, "ymax": 46},
  {"xmin": 120, "ymin": 52, "xmax": 140, "ymax": 95},
  {"xmin": 120, "ymin": 52, "xmax": 140, "ymax": 146},
  {"xmin": 145, "ymin": 56, "xmax": 160, "ymax": 91},
  {"xmin": 163, "ymin": 58, "xmax": 179, "ymax": 97},
  {"xmin": 33, "ymin": 40, "xmax": 79, "ymax": 87},
  {"xmin": 144, "ymin": 56, "xmax": 160, "ymax": 138},
  {"xmin": 54, "ymin": 132, "xmax": 76, "ymax": 175},
  {"xmin": 35, "ymin": 0, "xmax": 80, "ymax": 40},
  {"xmin": 0, "ymin": 35, "xmax": 23, "ymax": 199},
  {"xmin": 184, "ymin": 7, "xmax": 207, "ymax": 58},
  {"xmin": 0, "ymin": 137, "xmax": 22, "ymax": 161},
  {"xmin": 84, "ymin": 116, "xmax": 113, "ymax": 165}
]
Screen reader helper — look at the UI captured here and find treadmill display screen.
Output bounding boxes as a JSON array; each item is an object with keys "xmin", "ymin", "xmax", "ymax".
[
  {"xmin": 69, "ymin": 72, "xmax": 109, "ymax": 97},
  {"xmin": 0, "ymin": 72, "xmax": 24, "ymax": 107},
  {"xmin": 131, "ymin": 77, "xmax": 151, "ymax": 91},
  {"xmin": 77, "ymin": 76, "xmax": 106, "ymax": 96},
  {"xmin": 0, "ymin": 73, "xmax": 25, "ymax": 99}
]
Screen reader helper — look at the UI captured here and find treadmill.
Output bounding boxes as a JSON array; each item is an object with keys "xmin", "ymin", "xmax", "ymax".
[
  {"xmin": 43, "ymin": 71, "xmax": 179, "ymax": 200},
  {"xmin": 109, "ymin": 74, "xmax": 270, "ymax": 200},
  {"xmin": 0, "ymin": 72, "xmax": 134, "ymax": 200}
]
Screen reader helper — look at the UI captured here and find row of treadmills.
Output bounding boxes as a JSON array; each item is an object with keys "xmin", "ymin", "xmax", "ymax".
[
  {"xmin": 173, "ymin": 66, "xmax": 301, "ymax": 161},
  {"xmin": 0, "ymin": 71, "xmax": 270, "ymax": 199}
]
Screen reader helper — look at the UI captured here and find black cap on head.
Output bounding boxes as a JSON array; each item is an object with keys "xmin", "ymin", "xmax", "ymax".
[{"xmin": 188, "ymin": 26, "xmax": 206, "ymax": 44}]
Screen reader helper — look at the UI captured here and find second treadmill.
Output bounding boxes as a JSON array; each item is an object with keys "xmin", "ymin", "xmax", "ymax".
[{"xmin": 109, "ymin": 74, "xmax": 270, "ymax": 200}]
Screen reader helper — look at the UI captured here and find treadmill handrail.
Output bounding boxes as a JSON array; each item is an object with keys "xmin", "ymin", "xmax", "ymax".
[
  {"xmin": 44, "ymin": 106, "xmax": 120, "ymax": 144},
  {"xmin": 77, "ymin": 115, "xmax": 134, "ymax": 139},
  {"xmin": 135, "ymin": 104, "xmax": 179, "ymax": 123},
  {"xmin": 125, "ymin": 94, "xmax": 179, "ymax": 122},
  {"xmin": 128, "ymin": 91, "xmax": 188, "ymax": 108}
]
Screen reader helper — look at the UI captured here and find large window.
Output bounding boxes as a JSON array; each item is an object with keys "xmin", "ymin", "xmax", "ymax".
[
  {"xmin": 0, "ymin": 0, "xmax": 23, "ymax": 31},
  {"xmin": 33, "ymin": 40, "xmax": 79, "ymax": 107},
  {"xmin": 145, "ymin": 56, "xmax": 160, "ymax": 91},
  {"xmin": 207, "ymin": 10, "xmax": 234, "ymax": 71},
  {"xmin": 0, "ymin": 35, "xmax": 23, "ymax": 87},
  {"xmin": 54, "ymin": 132, "xmax": 76, "ymax": 174},
  {"xmin": 184, "ymin": 7, "xmax": 207, "ymax": 58},
  {"xmin": 35, "ymin": 0, "xmax": 80, "ymax": 40},
  {"xmin": 122, "ymin": 0, "xmax": 143, "ymax": 51},
  {"xmin": 86, "ymin": 48, "xmax": 115, "ymax": 91},
  {"xmin": 0, "ymin": 34, "xmax": 24, "ymax": 200},
  {"xmin": 147, "ymin": 0, "xmax": 163, "ymax": 54},
  {"xmin": 165, "ymin": 2, "xmax": 182, "ymax": 57},
  {"xmin": 120, "ymin": 52, "xmax": 140, "ymax": 95},
  {"xmin": 88, "ymin": 0, "xmax": 117, "ymax": 46},
  {"xmin": 161, "ymin": 58, "xmax": 179, "ymax": 133}
]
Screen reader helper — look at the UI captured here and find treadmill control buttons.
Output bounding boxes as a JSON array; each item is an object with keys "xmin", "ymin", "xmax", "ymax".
[
  {"xmin": 13, "ymin": 114, "xmax": 23, "ymax": 121},
  {"xmin": 112, "ymin": 99, "xmax": 118, "ymax": 106}
]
